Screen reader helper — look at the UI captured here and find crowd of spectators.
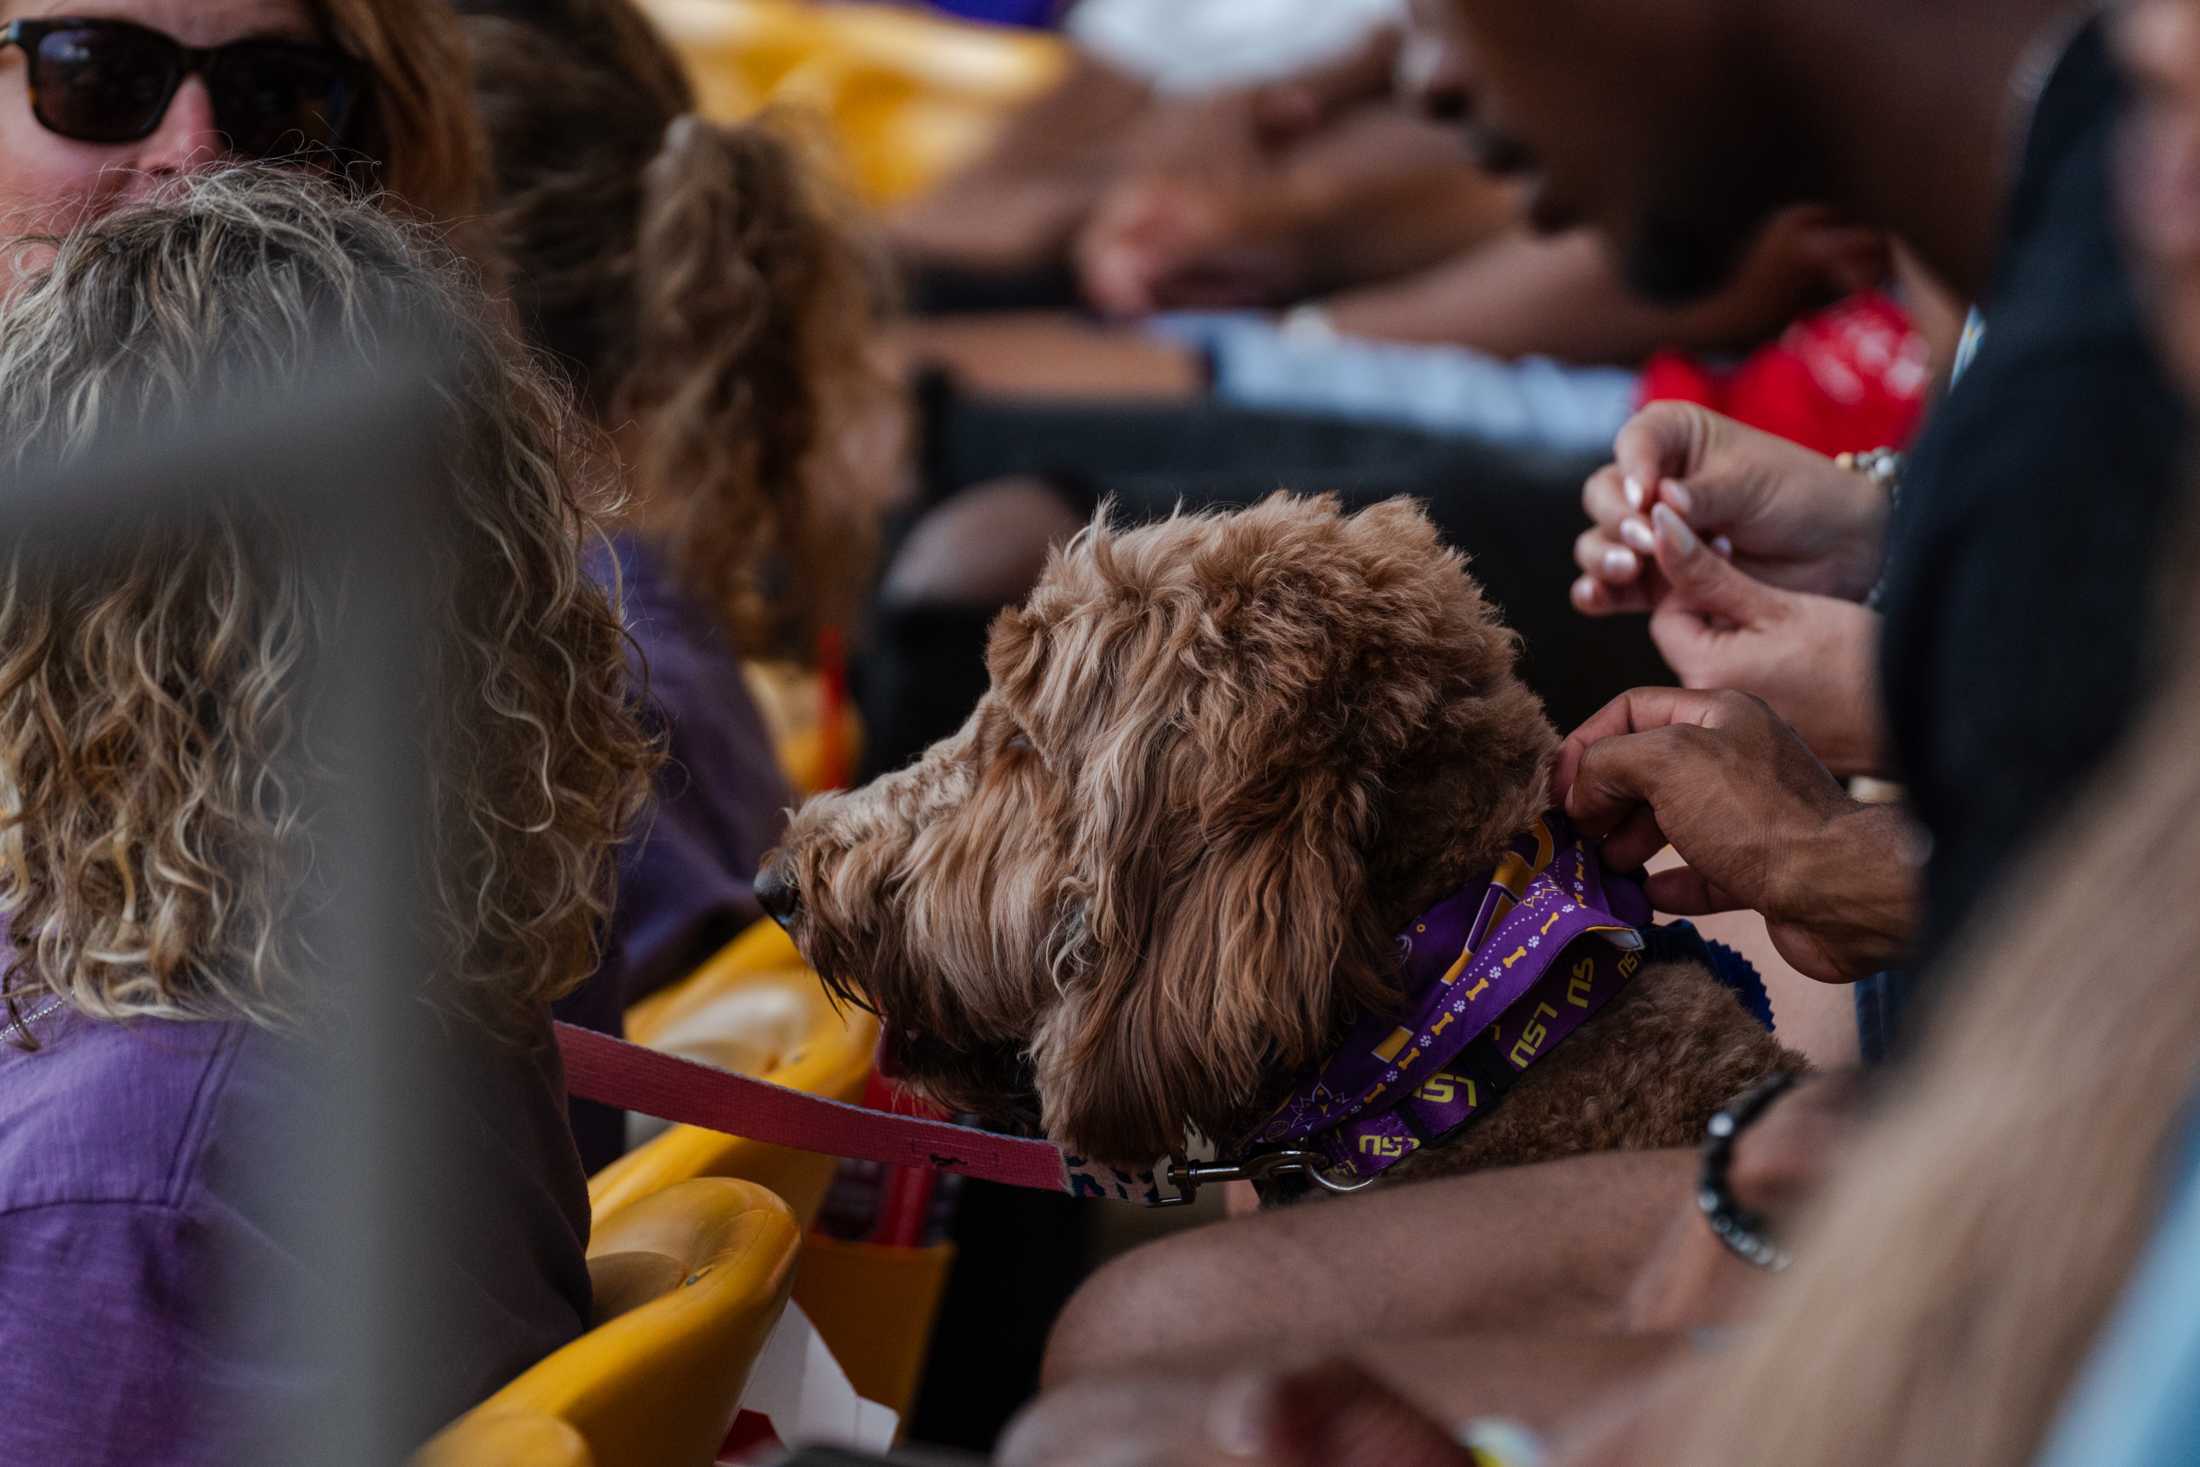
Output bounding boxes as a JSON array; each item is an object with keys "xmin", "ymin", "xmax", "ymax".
[{"xmin": 5, "ymin": 0, "xmax": 2200, "ymax": 1462}]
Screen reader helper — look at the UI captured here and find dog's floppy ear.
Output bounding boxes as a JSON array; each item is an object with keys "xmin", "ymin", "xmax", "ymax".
[
  {"xmin": 1030, "ymin": 758, "xmax": 1394, "ymax": 1165},
  {"xmin": 1003, "ymin": 497, "xmax": 1438, "ymax": 1164}
]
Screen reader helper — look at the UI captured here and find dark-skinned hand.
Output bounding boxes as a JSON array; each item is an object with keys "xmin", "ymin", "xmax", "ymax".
[{"xmin": 1553, "ymin": 688, "xmax": 1922, "ymax": 982}]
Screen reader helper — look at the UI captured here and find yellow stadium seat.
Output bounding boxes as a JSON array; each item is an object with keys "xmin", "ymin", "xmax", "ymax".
[
  {"xmin": 418, "ymin": 1179, "xmax": 801, "ymax": 1467},
  {"xmin": 636, "ymin": 0, "xmax": 1071, "ymax": 204},
  {"xmin": 416, "ymin": 1410, "xmax": 594, "ymax": 1467},
  {"xmin": 791, "ymin": 1235, "xmax": 957, "ymax": 1425},
  {"xmin": 591, "ymin": 922, "xmax": 879, "ymax": 1230}
]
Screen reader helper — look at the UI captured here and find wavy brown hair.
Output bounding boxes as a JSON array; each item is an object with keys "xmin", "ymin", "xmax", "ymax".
[
  {"xmin": 0, "ymin": 168, "xmax": 656, "ymax": 1040},
  {"xmin": 457, "ymin": 0, "xmax": 889, "ymax": 656},
  {"xmin": 305, "ymin": 0, "xmax": 485, "ymax": 222}
]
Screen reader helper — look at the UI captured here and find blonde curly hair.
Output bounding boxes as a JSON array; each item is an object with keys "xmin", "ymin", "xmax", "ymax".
[
  {"xmin": 459, "ymin": 0, "xmax": 892, "ymax": 657},
  {"xmin": 0, "ymin": 168, "xmax": 657, "ymax": 1041}
]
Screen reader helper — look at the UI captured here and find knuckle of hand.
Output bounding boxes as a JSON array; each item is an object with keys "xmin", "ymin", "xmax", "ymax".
[
  {"xmin": 1663, "ymin": 723, "xmax": 1715, "ymax": 758},
  {"xmin": 1710, "ymin": 688, "xmax": 1773, "ymax": 724}
]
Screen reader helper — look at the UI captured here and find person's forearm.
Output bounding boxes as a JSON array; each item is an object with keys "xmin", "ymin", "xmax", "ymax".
[
  {"xmin": 892, "ymin": 313, "xmax": 1202, "ymax": 400},
  {"xmin": 1043, "ymin": 1149, "xmax": 1694, "ymax": 1387},
  {"xmin": 1776, "ymin": 802, "xmax": 1927, "ymax": 980},
  {"xmin": 1788, "ymin": 603, "xmax": 1890, "ymax": 780},
  {"xmin": 1356, "ymin": 1330, "xmax": 1689, "ymax": 1443},
  {"xmin": 887, "ymin": 54, "xmax": 1151, "ymax": 271},
  {"xmin": 1264, "ymin": 112, "xmax": 1519, "ymax": 283},
  {"xmin": 1290, "ymin": 157, "xmax": 1521, "ymax": 292},
  {"xmin": 1827, "ymin": 466, "xmax": 1897, "ymax": 605},
  {"xmin": 1326, "ymin": 220, "xmax": 1842, "ymax": 361}
]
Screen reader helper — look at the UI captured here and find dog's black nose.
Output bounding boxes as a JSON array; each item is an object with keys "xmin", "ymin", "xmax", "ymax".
[{"xmin": 754, "ymin": 861, "xmax": 800, "ymax": 929}]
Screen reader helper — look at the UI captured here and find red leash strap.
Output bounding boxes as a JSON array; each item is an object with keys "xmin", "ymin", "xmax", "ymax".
[{"xmin": 554, "ymin": 1021, "xmax": 1074, "ymax": 1195}]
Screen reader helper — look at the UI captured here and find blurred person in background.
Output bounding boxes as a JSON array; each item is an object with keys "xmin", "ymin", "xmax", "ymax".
[
  {"xmin": 457, "ymin": 0, "xmax": 900, "ymax": 1173},
  {"xmin": 867, "ymin": 0, "xmax": 1945, "ymax": 796},
  {"xmin": 0, "ymin": 169, "xmax": 656, "ymax": 1466},
  {"xmin": 890, "ymin": 0, "xmax": 1507, "ymax": 312},
  {"xmin": 890, "ymin": 0, "xmax": 1944, "ymax": 464}
]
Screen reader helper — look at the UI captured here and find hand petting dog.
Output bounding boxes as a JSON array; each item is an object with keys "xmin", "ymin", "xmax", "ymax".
[{"xmin": 1555, "ymin": 687, "xmax": 1922, "ymax": 983}]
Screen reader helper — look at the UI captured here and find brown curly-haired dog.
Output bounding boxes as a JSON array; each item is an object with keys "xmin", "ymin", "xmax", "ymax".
[{"xmin": 760, "ymin": 494, "xmax": 1797, "ymax": 1182}]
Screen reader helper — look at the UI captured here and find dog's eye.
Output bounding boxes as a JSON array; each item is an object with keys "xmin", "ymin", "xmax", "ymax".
[{"xmin": 1005, "ymin": 732, "xmax": 1036, "ymax": 756}]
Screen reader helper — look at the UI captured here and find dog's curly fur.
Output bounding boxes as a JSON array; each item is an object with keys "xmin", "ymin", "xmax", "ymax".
[{"xmin": 768, "ymin": 495, "xmax": 1795, "ymax": 1177}]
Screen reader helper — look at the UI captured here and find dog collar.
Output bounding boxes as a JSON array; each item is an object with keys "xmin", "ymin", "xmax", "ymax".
[{"xmin": 1241, "ymin": 812, "xmax": 1654, "ymax": 1186}]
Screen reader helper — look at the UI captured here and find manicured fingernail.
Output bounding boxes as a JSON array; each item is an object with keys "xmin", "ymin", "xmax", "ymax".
[
  {"xmin": 1208, "ymin": 1375, "xmax": 1277, "ymax": 1459},
  {"xmin": 1620, "ymin": 516, "xmax": 1656, "ymax": 554},
  {"xmin": 1712, "ymin": 535, "xmax": 1734, "ymax": 559},
  {"xmin": 1572, "ymin": 575, "xmax": 1600, "ymax": 610},
  {"xmin": 1602, "ymin": 546, "xmax": 1638, "ymax": 579},
  {"xmin": 1661, "ymin": 479, "xmax": 1694, "ymax": 516},
  {"xmin": 1624, "ymin": 476, "xmax": 1646, "ymax": 510},
  {"xmin": 1653, "ymin": 502, "xmax": 1699, "ymax": 555}
]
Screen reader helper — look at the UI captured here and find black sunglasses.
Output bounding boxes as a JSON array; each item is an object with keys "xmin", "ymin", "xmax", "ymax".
[{"xmin": 1, "ymin": 16, "xmax": 368, "ymax": 158}]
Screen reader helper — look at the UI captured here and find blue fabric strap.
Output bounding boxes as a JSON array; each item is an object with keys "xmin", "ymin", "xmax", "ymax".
[{"xmin": 1644, "ymin": 922, "xmax": 1775, "ymax": 1032}]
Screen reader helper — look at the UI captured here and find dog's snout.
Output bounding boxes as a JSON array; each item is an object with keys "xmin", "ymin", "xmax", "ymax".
[{"xmin": 754, "ymin": 860, "xmax": 800, "ymax": 929}]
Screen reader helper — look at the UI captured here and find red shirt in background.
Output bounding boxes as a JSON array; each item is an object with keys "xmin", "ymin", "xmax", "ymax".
[{"xmin": 1641, "ymin": 291, "xmax": 1931, "ymax": 456}]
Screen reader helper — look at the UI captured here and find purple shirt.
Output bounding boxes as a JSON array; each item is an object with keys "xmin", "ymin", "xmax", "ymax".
[
  {"xmin": 0, "ymin": 1002, "xmax": 592, "ymax": 1464},
  {"xmin": 560, "ymin": 534, "xmax": 794, "ymax": 1170}
]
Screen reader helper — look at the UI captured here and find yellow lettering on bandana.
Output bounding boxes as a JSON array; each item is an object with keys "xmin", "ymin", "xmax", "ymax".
[
  {"xmin": 1357, "ymin": 1134, "xmax": 1420, "ymax": 1159},
  {"xmin": 1568, "ymin": 958, "xmax": 1596, "ymax": 1009},
  {"xmin": 1415, "ymin": 1074, "xmax": 1477, "ymax": 1107},
  {"xmin": 1508, "ymin": 1002, "xmax": 1562, "ymax": 1068}
]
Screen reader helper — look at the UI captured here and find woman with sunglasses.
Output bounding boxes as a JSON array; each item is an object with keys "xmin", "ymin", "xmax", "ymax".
[{"xmin": 0, "ymin": 0, "xmax": 478, "ymax": 268}]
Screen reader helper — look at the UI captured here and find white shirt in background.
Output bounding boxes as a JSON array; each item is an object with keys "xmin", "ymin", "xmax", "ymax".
[{"xmin": 1064, "ymin": 0, "xmax": 1405, "ymax": 93}]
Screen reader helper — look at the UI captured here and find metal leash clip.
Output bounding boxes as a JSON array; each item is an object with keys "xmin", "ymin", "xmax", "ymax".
[{"xmin": 1153, "ymin": 1149, "xmax": 1378, "ymax": 1207}]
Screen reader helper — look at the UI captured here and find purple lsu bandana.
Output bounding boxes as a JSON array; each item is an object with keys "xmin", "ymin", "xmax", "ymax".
[{"xmin": 1248, "ymin": 813, "xmax": 1653, "ymax": 1182}]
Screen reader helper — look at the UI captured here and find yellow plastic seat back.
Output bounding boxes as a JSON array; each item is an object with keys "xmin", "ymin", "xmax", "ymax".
[
  {"xmin": 636, "ymin": 0, "xmax": 1071, "ymax": 204},
  {"xmin": 418, "ymin": 1179, "xmax": 801, "ymax": 1467},
  {"xmin": 791, "ymin": 1235, "xmax": 956, "ymax": 1425},
  {"xmin": 590, "ymin": 921, "xmax": 878, "ymax": 1229},
  {"xmin": 416, "ymin": 1409, "xmax": 594, "ymax": 1467}
]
